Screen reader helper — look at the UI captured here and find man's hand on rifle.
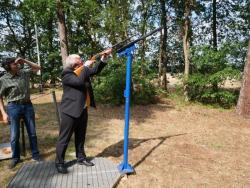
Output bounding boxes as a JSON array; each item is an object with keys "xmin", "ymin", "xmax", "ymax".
[
  {"xmin": 101, "ymin": 48, "xmax": 112, "ymax": 62},
  {"xmin": 84, "ymin": 60, "xmax": 95, "ymax": 67},
  {"xmin": 83, "ymin": 48, "xmax": 112, "ymax": 67}
]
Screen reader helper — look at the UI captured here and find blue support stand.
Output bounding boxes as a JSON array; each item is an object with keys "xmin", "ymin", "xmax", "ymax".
[{"xmin": 117, "ymin": 44, "xmax": 135, "ymax": 175}]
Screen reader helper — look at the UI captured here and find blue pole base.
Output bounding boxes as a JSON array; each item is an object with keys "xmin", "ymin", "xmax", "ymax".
[{"xmin": 118, "ymin": 162, "xmax": 134, "ymax": 175}]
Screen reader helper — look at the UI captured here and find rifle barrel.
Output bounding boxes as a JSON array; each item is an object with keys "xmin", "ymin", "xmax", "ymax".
[
  {"xmin": 111, "ymin": 36, "xmax": 133, "ymax": 50},
  {"xmin": 117, "ymin": 26, "xmax": 163, "ymax": 53}
]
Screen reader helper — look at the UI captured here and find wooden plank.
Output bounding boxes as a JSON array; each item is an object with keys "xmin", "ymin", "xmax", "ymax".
[
  {"xmin": 49, "ymin": 162, "xmax": 59, "ymax": 188},
  {"xmin": 7, "ymin": 165, "xmax": 27, "ymax": 188},
  {"xmin": 103, "ymin": 158, "xmax": 114, "ymax": 188},
  {"xmin": 102, "ymin": 158, "xmax": 112, "ymax": 187},
  {"xmin": 55, "ymin": 166, "xmax": 63, "ymax": 188},
  {"xmin": 102, "ymin": 158, "xmax": 110, "ymax": 188},
  {"xmin": 60, "ymin": 165, "xmax": 68, "ymax": 188},
  {"xmin": 38, "ymin": 161, "xmax": 50, "ymax": 188},
  {"xmin": 96, "ymin": 158, "xmax": 104, "ymax": 187},
  {"xmin": 26, "ymin": 163, "xmax": 41, "ymax": 187},
  {"xmin": 43, "ymin": 161, "xmax": 55, "ymax": 188},
  {"xmin": 82, "ymin": 164, "xmax": 88, "ymax": 188},
  {"xmin": 31, "ymin": 162, "xmax": 44, "ymax": 188},
  {"xmin": 93, "ymin": 160, "xmax": 100, "ymax": 188},
  {"xmin": 20, "ymin": 164, "xmax": 35, "ymax": 187},
  {"xmin": 34, "ymin": 163, "xmax": 45, "ymax": 188},
  {"xmin": 66, "ymin": 163, "xmax": 73, "ymax": 188},
  {"xmin": 72, "ymin": 163, "xmax": 78, "ymax": 188}
]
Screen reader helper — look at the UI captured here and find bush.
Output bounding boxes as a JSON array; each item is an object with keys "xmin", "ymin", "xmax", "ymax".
[
  {"xmin": 93, "ymin": 58, "xmax": 157, "ymax": 105},
  {"xmin": 186, "ymin": 44, "xmax": 241, "ymax": 108},
  {"xmin": 131, "ymin": 77, "xmax": 157, "ymax": 105}
]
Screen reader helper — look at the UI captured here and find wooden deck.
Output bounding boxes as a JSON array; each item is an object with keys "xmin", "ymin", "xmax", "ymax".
[{"xmin": 8, "ymin": 157, "xmax": 121, "ymax": 188}]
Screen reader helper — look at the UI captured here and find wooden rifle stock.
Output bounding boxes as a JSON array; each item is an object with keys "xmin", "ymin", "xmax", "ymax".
[{"xmin": 73, "ymin": 50, "xmax": 111, "ymax": 76}]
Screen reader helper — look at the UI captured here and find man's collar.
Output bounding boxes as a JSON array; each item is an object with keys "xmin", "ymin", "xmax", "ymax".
[{"xmin": 5, "ymin": 71, "xmax": 20, "ymax": 78}]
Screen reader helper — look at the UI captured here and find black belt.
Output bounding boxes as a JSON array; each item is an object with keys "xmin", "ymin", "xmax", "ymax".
[{"xmin": 8, "ymin": 100, "xmax": 32, "ymax": 105}]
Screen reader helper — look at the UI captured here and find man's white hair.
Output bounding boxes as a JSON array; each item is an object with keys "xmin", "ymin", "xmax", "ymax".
[{"xmin": 65, "ymin": 54, "xmax": 80, "ymax": 68}]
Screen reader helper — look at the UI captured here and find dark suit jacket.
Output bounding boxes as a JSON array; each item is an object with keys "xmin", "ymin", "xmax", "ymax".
[{"xmin": 60, "ymin": 61, "xmax": 106, "ymax": 118}]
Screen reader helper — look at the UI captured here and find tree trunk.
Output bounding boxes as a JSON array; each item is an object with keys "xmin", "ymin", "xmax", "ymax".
[
  {"xmin": 139, "ymin": 0, "xmax": 148, "ymax": 76},
  {"xmin": 48, "ymin": 14, "xmax": 56, "ymax": 86},
  {"xmin": 183, "ymin": 3, "xmax": 191, "ymax": 101},
  {"xmin": 56, "ymin": 0, "xmax": 69, "ymax": 68},
  {"xmin": 212, "ymin": 0, "xmax": 217, "ymax": 50},
  {"xmin": 158, "ymin": 0, "xmax": 167, "ymax": 90},
  {"xmin": 183, "ymin": 15, "xmax": 190, "ymax": 78},
  {"xmin": 236, "ymin": 41, "xmax": 250, "ymax": 118}
]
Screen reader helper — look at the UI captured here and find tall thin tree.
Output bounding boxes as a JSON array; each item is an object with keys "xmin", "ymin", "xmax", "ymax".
[
  {"xmin": 158, "ymin": 0, "xmax": 168, "ymax": 90},
  {"xmin": 183, "ymin": 1, "xmax": 191, "ymax": 78},
  {"xmin": 56, "ymin": 0, "xmax": 68, "ymax": 67},
  {"xmin": 236, "ymin": 41, "xmax": 250, "ymax": 118},
  {"xmin": 212, "ymin": 0, "xmax": 217, "ymax": 50}
]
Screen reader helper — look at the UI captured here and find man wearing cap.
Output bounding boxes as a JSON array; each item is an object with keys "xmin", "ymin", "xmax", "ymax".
[{"xmin": 0, "ymin": 57, "xmax": 41, "ymax": 169}]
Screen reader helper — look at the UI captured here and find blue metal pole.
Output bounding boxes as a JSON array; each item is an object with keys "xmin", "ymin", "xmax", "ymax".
[{"xmin": 118, "ymin": 45, "xmax": 135, "ymax": 174}]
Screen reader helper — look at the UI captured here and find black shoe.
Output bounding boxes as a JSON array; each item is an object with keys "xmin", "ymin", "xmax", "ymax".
[
  {"xmin": 77, "ymin": 158, "xmax": 94, "ymax": 166},
  {"xmin": 55, "ymin": 163, "xmax": 68, "ymax": 174},
  {"xmin": 9, "ymin": 159, "xmax": 20, "ymax": 169}
]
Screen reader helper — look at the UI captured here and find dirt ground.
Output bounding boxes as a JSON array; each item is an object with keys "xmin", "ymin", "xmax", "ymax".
[{"xmin": 0, "ymin": 89, "xmax": 250, "ymax": 188}]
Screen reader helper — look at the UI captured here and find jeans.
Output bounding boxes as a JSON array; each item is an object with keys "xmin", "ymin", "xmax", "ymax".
[{"xmin": 7, "ymin": 103, "xmax": 39, "ymax": 161}]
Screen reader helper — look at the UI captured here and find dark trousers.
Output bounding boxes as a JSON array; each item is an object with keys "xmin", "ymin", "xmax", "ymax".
[{"xmin": 56, "ymin": 108, "xmax": 88, "ymax": 163}]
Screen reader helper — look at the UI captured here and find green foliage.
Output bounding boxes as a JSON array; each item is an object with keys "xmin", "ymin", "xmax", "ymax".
[
  {"xmin": 186, "ymin": 45, "xmax": 241, "ymax": 108},
  {"xmin": 93, "ymin": 59, "xmax": 157, "ymax": 105},
  {"xmin": 0, "ymin": 0, "xmax": 248, "ymax": 107},
  {"xmin": 186, "ymin": 74, "xmax": 239, "ymax": 108},
  {"xmin": 42, "ymin": 52, "xmax": 63, "ymax": 84},
  {"xmin": 131, "ymin": 76, "xmax": 157, "ymax": 105},
  {"xmin": 93, "ymin": 59, "xmax": 126, "ymax": 105}
]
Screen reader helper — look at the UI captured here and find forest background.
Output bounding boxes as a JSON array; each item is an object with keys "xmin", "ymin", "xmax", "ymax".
[{"xmin": 0, "ymin": 0, "xmax": 249, "ymax": 108}]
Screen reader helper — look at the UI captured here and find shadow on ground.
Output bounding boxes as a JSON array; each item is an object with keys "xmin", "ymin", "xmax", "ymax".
[{"xmin": 96, "ymin": 133, "xmax": 186, "ymax": 166}]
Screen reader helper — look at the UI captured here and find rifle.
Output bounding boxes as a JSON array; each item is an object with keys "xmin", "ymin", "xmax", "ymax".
[
  {"xmin": 74, "ymin": 37, "xmax": 132, "ymax": 76},
  {"xmin": 116, "ymin": 26, "xmax": 163, "ymax": 53},
  {"xmin": 74, "ymin": 26, "xmax": 163, "ymax": 76}
]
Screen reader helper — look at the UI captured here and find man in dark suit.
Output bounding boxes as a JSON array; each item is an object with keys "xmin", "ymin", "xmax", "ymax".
[{"xmin": 55, "ymin": 49, "xmax": 112, "ymax": 174}]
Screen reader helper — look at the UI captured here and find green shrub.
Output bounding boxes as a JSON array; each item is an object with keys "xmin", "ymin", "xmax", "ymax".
[
  {"xmin": 93, "ymin": 58, "xmax": 157, "ymax": 105},
  {"xmin": 131, "ymin": 77, "xmax": 157, "ymax": 105},
  {"xmin": 186, "ymin": 44, "xmax": 241, "ymax": 108}
]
